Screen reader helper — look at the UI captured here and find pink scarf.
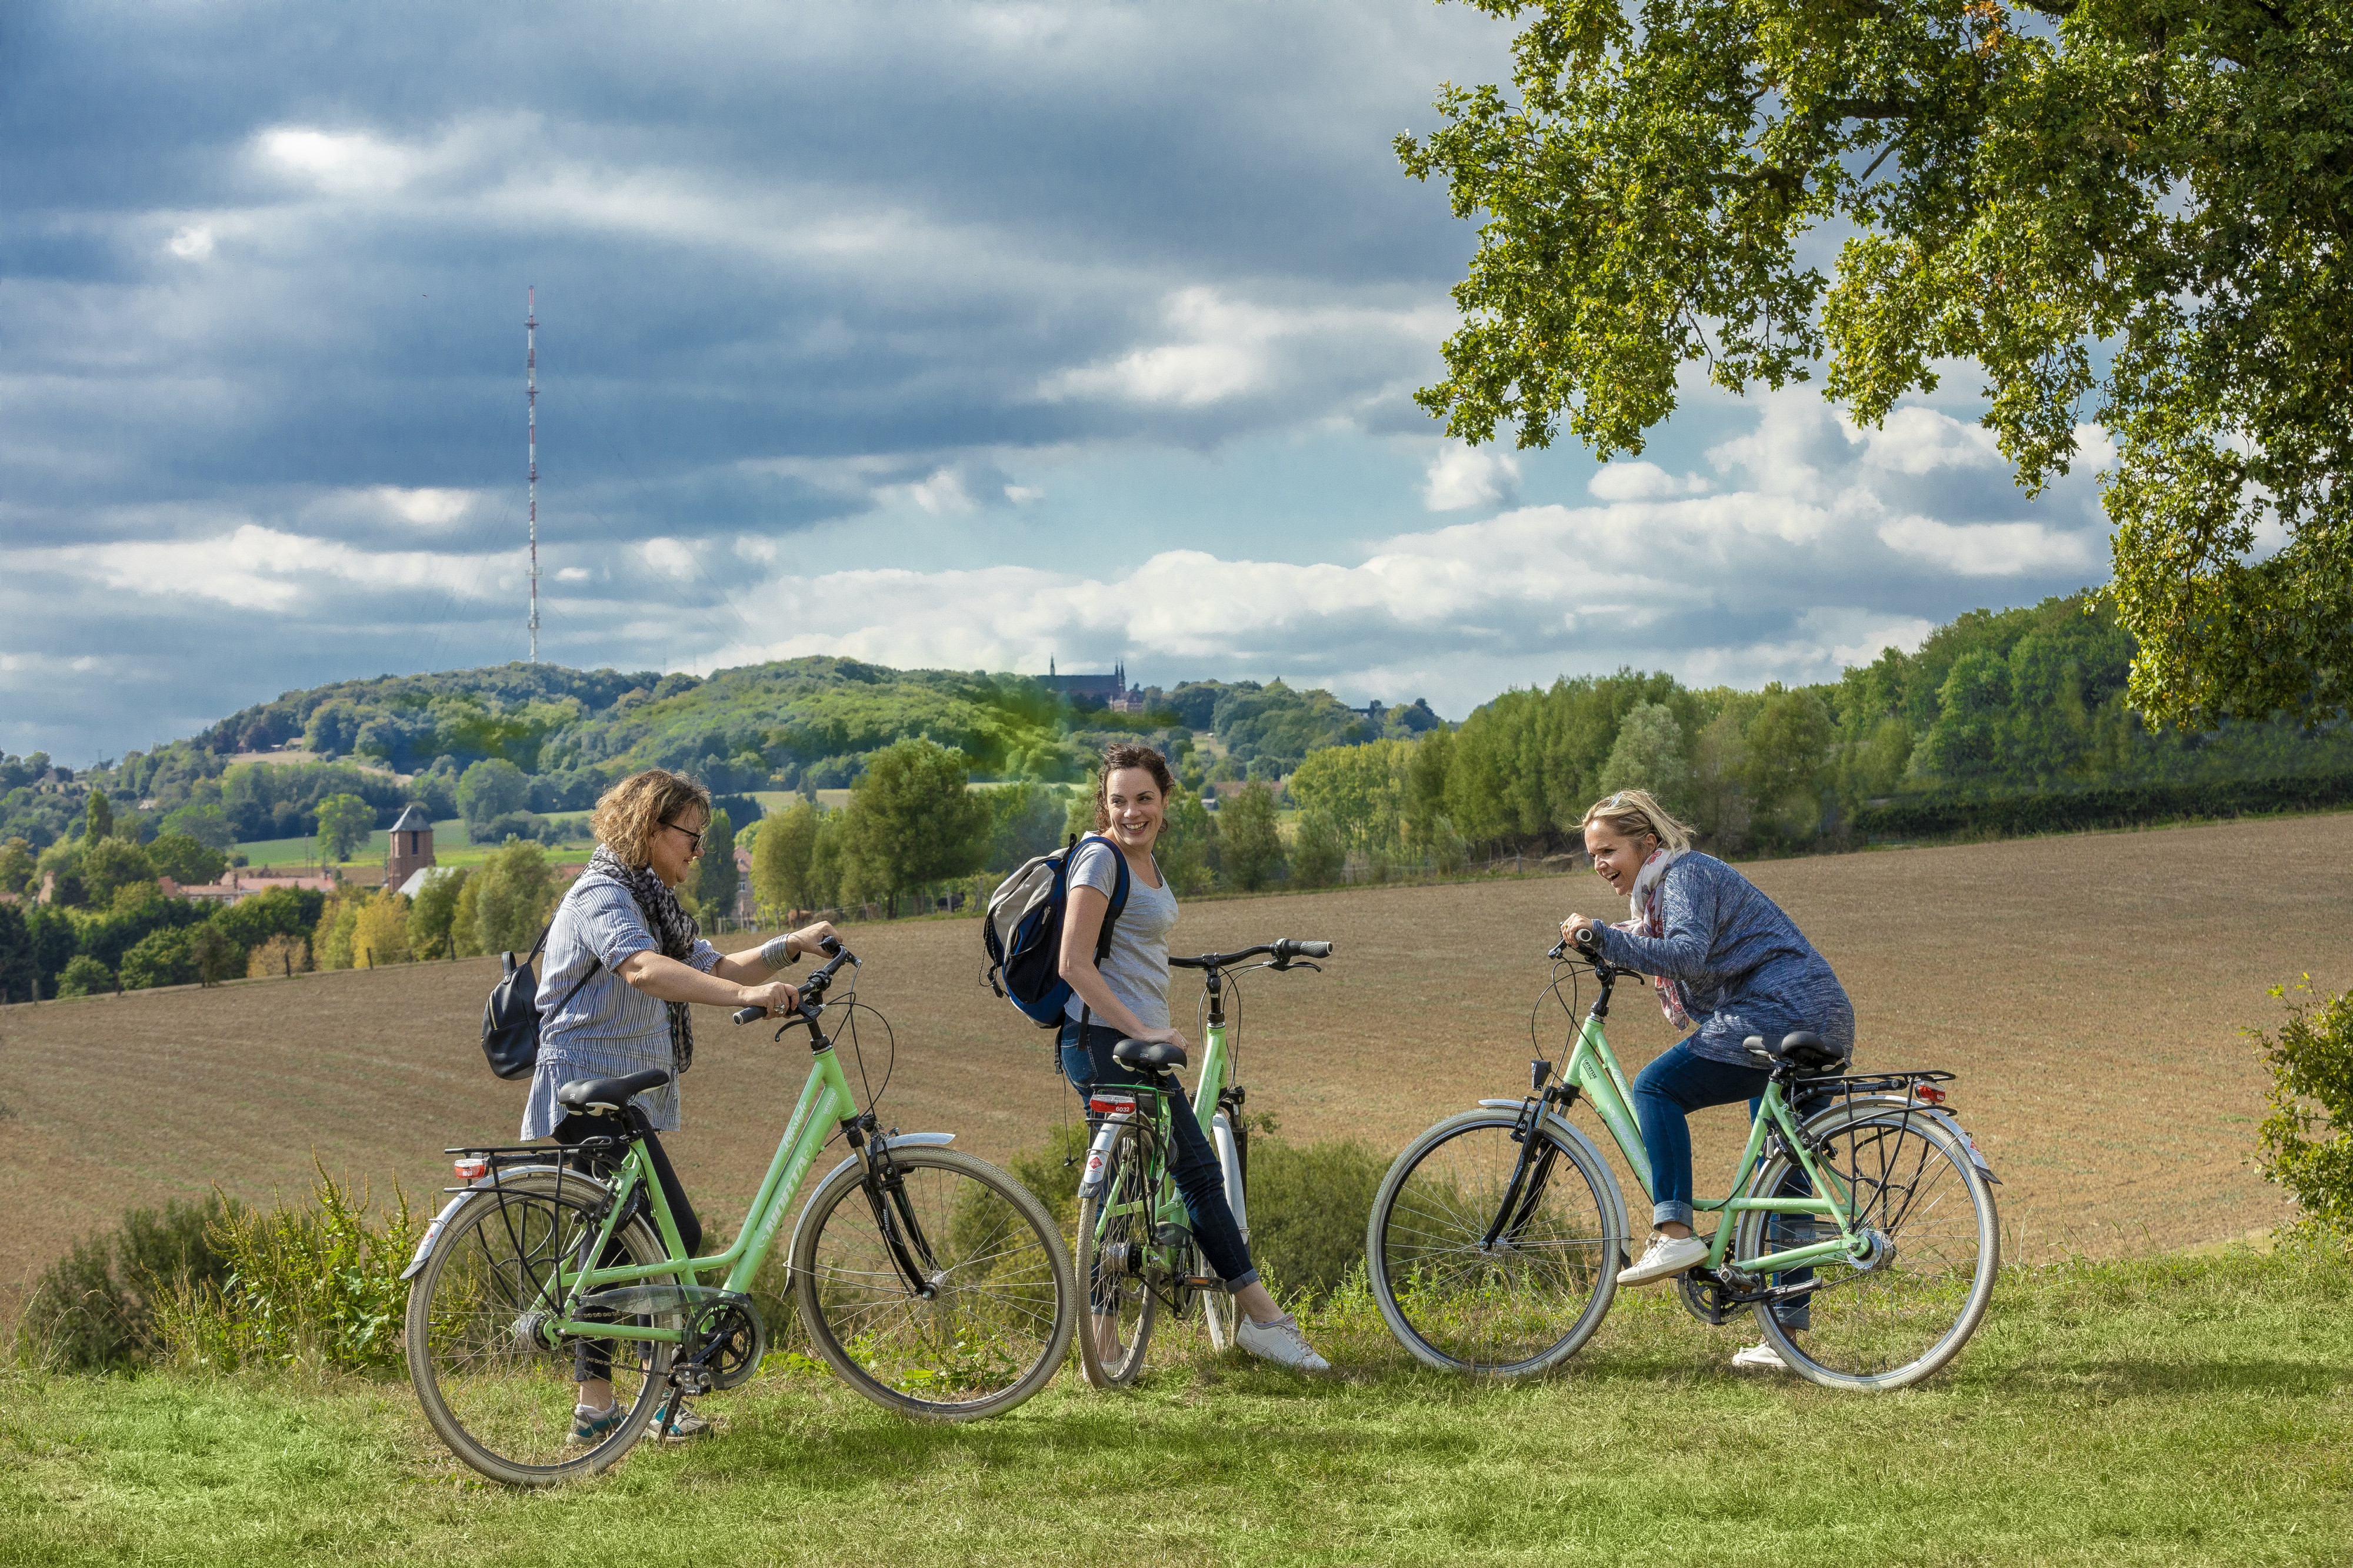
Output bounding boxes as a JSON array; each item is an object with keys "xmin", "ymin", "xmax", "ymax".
[{"xmin": 1616, "ymin": 846, "xmax": 1692, "ymax": 1031}]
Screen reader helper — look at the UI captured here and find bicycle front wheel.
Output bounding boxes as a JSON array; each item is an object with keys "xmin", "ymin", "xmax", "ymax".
[
  {"xmin": 404, "ymin": 1170, "xmax": 674, "ymax": 1486},
  {"xmin": 1074, "ymin": 1119, "xmax": 1159, "ymax": 1387},
  {"xmin": 1734, "ymin": 1106, "xmax": 1998, "ymax": 1390},
  {"xmin": 1368, "ymin": 1110, "xmax": 1622, "ymax": 1376},
  {"xmin": 792, "ymin": 1147, "xmax": 1074, "ymax": 1420}
]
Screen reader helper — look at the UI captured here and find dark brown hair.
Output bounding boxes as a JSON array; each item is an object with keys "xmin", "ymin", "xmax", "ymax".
[{"xmin": 1091, "ymin": 742, "xmax": 1177, "ymax": 832}]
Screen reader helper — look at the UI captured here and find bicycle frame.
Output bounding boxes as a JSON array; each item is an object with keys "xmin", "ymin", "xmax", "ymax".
[{"xmin": 1545, "ymin": 963, "xmax": 1865, "ymax": 1279}]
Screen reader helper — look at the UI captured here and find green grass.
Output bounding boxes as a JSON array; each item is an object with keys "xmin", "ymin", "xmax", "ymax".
[
  {"xmin": 234, "ymin": 822, "xmax": 595, "ymax": 873},
  {"xmin": 5, "ymin": 1240, "xmax": 2349, "ymax": 1566}
]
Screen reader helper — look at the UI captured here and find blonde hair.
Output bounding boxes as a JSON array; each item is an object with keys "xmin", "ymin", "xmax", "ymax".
[
  {"xmin": 592, "ymin": 768, "xmax": 711, "ymax": 868},
  {"xmin": 1579, "ymin": 789, "xmax": 1692, "ymax": 855}
]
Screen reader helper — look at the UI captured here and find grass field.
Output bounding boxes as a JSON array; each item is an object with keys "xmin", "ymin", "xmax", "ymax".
[
  {"xmin": 5, "ymin": 1239, "xmax": 2349, "ymax": 1566},
  {"xmin": 234, "ymin": 822, "xmax": 596, "ymax": 873},
  {"xmin": 4, "ymin": 813, "xmax": 2344, "ymax": 1332}
]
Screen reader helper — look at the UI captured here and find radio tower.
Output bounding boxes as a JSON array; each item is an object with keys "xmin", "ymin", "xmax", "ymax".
[{"xmin": 526, "ymin": 286, "xmax": 541, "ymax": 663}]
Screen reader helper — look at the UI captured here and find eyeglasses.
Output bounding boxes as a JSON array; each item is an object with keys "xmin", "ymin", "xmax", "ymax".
[{"xmin": 663, "ymin": 820, "xmax": 704, "ymax": 854}]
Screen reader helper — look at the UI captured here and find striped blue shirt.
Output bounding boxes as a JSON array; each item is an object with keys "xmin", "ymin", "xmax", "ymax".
[
  {"xmin": 519, "ymin": 876, "xmax": 721, "ymax": 1139},
  {"xmin": 1592, "ymin": 852, "xmax": 1854, "ymax": 1068}
]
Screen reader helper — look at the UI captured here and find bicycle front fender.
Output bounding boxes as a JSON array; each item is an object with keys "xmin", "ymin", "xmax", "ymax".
[
  {"xmin": 786, "ymin": 1133, "xmax": 958, "ymax": 1260},
  {"xmin": 399, "ymin": 1163, "xmax": 576, "ymax": 1282},
  {"xmin": 1476, "ymin": 1102, "xmax": 1633, "ymax": 1253}
]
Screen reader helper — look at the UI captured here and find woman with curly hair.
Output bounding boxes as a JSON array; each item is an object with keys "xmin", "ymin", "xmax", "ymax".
[{"xmin": 524, "ymin": 767, "xmax": 840, "ymax": 1440}]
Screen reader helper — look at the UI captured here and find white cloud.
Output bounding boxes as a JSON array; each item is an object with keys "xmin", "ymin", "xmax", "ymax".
[
  {"xmin": 1004, "ymin": 484, "xmax": 1044, "ymax": 505},
  {"xmin": 1422, "ymin": 443, "xmax": 1518, "ymax": 511},
  {"xmin": 906, "ymin": 468, "xmax": 976, "ymax": 515},
  {"xmin": 1876, "ymin": 516, "xmax": 2098, "ymax": 576},
  {"xmin": 1587, "ymin": 461, "xmax": 1708, "ymax": 502},
  {"xmin": 371, "ymin": 486, "xmax": 475, "ymax": 527},
  {"xmin": 639, "ymin": 537, "xmax": 699, "ymax": 580},
  {"xmin": 1849, "ymin": 405, "xmax": 2005, "ymax": 475},
  {"xmin": 256, "ymin": 126, "xmax": 433, "ymax": 195},
  {"xmin": 1039, "ymin": 287, "xmax": 1446, "ymax": 408},
  {"xmin": 166, "ymin": 225, "xmax": 214, "ymax": 260},
  {"xmin": 555, "ymin": 566, "xmax": 591, "ymax": 583},
  {"xmin": 38, "ymin": 523, "xmax": 508, "ymax": 610}
]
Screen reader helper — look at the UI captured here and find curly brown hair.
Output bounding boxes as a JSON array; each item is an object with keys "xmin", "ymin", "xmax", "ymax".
[
  {"xmin": 591, "ymin": 768, "xmax": 712, "ymax": 868},
  {"xmin": 1091, "ymin": 742, "xmax": 1177, "ymax": 832}
]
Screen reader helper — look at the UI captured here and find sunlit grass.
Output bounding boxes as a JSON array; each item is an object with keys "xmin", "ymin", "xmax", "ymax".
[{"xmin": 5, "ymin": 1239, "xmax": 2349, "ymax": 1566}]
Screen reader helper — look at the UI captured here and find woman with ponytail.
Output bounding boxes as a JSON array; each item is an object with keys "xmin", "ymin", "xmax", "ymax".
[{"xmin": 1559, "ymin": 789, "xmax": 1853, "ymax": 1372}]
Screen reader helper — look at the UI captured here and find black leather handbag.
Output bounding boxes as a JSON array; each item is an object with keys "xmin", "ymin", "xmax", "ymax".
[{"xmin": 480, "ymin": 920, "xmax": 600, "ymax": 1080}]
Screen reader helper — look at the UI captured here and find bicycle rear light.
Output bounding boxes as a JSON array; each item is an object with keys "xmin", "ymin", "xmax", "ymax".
[
  {"xmin": 452, "ymin": 1157, "xmax": 491, "ymax": 1181},
  {"xmin": 1089, "ymin": 1095, "xmax": 1137, "ymax": 1117},
  {"xmin": 1911, "ymin": 1084, "xmax": 1947, "ymax": 1106}
]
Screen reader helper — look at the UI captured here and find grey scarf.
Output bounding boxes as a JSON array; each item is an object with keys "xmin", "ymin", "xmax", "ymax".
[{"xmin": 581, "ymin": 843, "xmax": 700, "ymax": 1073}]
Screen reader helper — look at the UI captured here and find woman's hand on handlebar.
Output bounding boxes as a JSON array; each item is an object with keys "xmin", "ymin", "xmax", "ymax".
[
  {"xmin": 1559, "ymin": 915, "xmax": 1602, "ymax": 950},
  {"xmin": 736, "ymin": 979, "xmax": 802, "ymax": 1019},
  {"xmin": 786, "ymin": 919, "xmax": 841, "ymax": 962}
]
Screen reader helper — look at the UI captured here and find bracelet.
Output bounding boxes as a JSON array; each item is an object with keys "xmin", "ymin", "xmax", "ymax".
[{"xmin": 759, "ymin": 933, "xmax": 798, "ymax": 970}]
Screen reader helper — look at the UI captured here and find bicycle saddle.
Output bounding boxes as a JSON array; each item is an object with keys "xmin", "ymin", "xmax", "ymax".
[
  {"xmin": 1743, "ymin": 1032, "xmax": 1851, "ymax": 1074},
  {"xmin": 1112, "ymin": 1039, "xmax": 1187, "ymax": 1074},
  {"xmin": 556, "ymin": 1068, "xmax": 674, "ymax": 1113}
]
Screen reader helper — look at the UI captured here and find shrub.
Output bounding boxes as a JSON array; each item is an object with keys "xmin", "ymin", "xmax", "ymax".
[
  {"xmin": 2254, "ymin": 978, "xmax": 2353, "ymax": 1233},
  {"xmin": 191, "ymin": 923, "xmax": 239, "ymax": 986},
  {"xmin": 246, "ymin": 931, "xmax": 310, "ymax": 978},
  {"xmin": 156, "ymin": 1164, "xmax": 421, "ymax": 1373},
  {"xmin": 15, "ymin": 1195, "xmax": 239, "ymax": 1370},
  {"xmin": 1009, "ymin": 1118, "xmax": 1090, "ymax": 1227},
  {"xmin": 118, "ymin": 926, "xmax": 195, "ymax": 989},
  {"xmin": 55, "ymin": 953, "xmax": 113, "ymax": 996},
  {"xmin": 1244, "ymin": 1136, "xmax": 1389, "ymax": 1303},
  {"xmin": 351, "ymin": 888, "xmax": 412, "ymax": 966}
]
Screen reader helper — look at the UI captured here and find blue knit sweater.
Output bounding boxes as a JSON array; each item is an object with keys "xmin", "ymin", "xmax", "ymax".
[{"xmin": 1591, "ymin": 852, "xmax": 1854, "ymax": 1067}]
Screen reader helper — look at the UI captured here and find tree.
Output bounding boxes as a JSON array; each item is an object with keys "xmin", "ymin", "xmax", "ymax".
[
  {"xmin": 752, "ymin": 800, "xmax": 822, "ymax": 916},
  {"xmin": 1403, "ymin": 0, "xmax": 2353, "ymax": 729},
  {"xmin": 1741, "ymin": 689, "xmax": 1835, "ymax": 842},
  {"xmin": 84, "ymin": 789, "xmax": 113, "ymax": 843},
  {"xmin": 159, "ymin": 802, "xmax": 236, "ymax": 849},
  {"xmin": 56, "ymin": 954, "xmax": 114, "ymax": 997},
  {"xmin": 406, "ymin": 868, "xmax": 471, "ymax": 959},
  {"xmin": 836, "ymin": 740, "xmax": 989, "ymax": 916},
  {"xmin": 0, "ymin": 836, "xmax": 36, "ymax": 899},
  {"xmin": 0, "ymin": 901, "xmax": 31, "ymax": 1003},
  {"xmin": 1219, "ymin": 782, "xmax": 1284, "ymax": 892},
  {"xmin": 1595, "ymin": 702, "xmax": 1689, "ymax": 810},
  {"xmin": 315, "ymin": 793, "xmax": 373, "ymax": 865},
  {"xmin": 352, "ymin": 889, "xmax": 413, "ymax": 967},
  {"xmin": 472, "ymin": 839, "xmax": 557, "ymax": 954},
  {"xmin": 190, "ymin": 924, "xmax": 238, "ymax": 987},
  {"xmin": 1290, "ymin": 811, "xmax": 1347, "ymax": 889},
  {"xmin": 80, "ymin": 837, "xmax": 156, "ymax": 907},
  {"xmin": 985, "ymin": 783, "xmax": 1068, "ymax": 873},
  {"xmin": 1289, "ymin": 740, "xmax": 1414, "ymax": 857},
  {"xmin": 119, "ymin": 928, "xmax": 195, "ymax": 990},
  {"xmin": 456, "ymin": 759, "xmax": 529, "ymax": 837},
  {"xmin": 694, "ymin": 808, "xmax": 739, "ymax": 919},
  {"xmin": 146, "ymin": 833, "xmax": 227, "ymax": 887},
  {"xmin": 1156, "ymin": 790, "xmax": 1218, "ymax": 896}
]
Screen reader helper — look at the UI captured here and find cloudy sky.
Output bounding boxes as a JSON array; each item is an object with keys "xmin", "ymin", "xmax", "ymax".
[{"xmin": 2, "ymin": 1, "xmax": 2112, "ymax": 765}]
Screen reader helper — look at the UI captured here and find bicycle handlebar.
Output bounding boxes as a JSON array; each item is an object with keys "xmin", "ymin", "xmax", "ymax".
[
  {"xmin": 1168, "ymin": 937, "xmax": 1333, "ymax": 971},
  {"xmin": 733, "ymin": 936, "xmax": 854, "ymax": 1025}
]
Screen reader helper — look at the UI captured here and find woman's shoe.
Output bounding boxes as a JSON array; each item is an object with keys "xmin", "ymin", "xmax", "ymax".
[
  {"xmin": 650, "ymin": 1401, "xmax": 711, "ymax": 1441},
  {"xmin": 1731, "ymin": 1341, "xmax": 1790, "ymax": 1372},
  {"xmin": 568, "ymin": 1401, "xmax": 627, "ymax": 1447},
  {"xmin": 1235, "ymin": 1313, "xmax": 1331, "ymax": 1373},
  {"xmin": 1618, "ymin": 1233, "xmax": 1709, "ymax": 1286}
]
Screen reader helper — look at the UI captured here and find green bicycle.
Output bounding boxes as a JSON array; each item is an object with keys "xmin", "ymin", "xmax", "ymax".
[
  {"xmin": 1367, "ymin": 928, "xmax": 1999, "ymax": 1390},
  {"xmin": 402, "ymin": 940, "xmax": 1077, "ymax": 1485},
  {"xmin": 1073, "ymin": 938, "xmax": 1331, "ymax": 1386}
]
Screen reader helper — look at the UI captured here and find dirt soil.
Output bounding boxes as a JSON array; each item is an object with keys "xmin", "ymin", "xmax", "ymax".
[{"xmin": 5, "ymin": 815, "xmax": 2344, "ymax": 1323}]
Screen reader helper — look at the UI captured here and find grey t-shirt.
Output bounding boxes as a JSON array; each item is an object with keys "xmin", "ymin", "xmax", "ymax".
[{"xmin": 1063, "ymin": 837, "xmax": 1179, "ymax": 1030}]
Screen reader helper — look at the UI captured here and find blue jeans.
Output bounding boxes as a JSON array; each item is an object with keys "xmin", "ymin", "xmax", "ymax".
[
  {"xmin": 1632, "ymin": 1039, "xmax": 1813, "ymax": 1329},
  {"xmin": 1059, "ymin": 1019, "xmax": 1258, "ymax": 1292}
]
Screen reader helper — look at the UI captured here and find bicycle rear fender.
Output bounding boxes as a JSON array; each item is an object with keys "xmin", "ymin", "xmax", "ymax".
[
  {"xmin": 399, "ymin": 1163, "xmax": 574, "ymax": 1281},
  {"xmin": 1477, "ymin": 1102, "xmax": 1633, "ymax": 1249},
  {"xmin": 1791, "ymin": 1096, "xmax": 2001, "ymax": 1186}
]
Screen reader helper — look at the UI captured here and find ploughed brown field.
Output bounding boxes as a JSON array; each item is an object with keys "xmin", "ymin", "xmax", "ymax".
[{"xmin": 4, "ymin": 815, "xmax": 2344, "ymax": 1323}]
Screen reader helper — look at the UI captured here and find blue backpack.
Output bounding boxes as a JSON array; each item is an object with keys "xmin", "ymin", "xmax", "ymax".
[{"xmin": 982, "ymin": 835, "xmax": 1131, "ymax": 1028}]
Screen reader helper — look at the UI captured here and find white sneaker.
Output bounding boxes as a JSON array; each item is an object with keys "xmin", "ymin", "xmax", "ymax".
[
  {"xmin": 1618, "ymin": 1233, "xmax": 1709, "ymax": 1287},
  {"xmin": 1234, "ymin": 1313, "xmax": 1331, "ymax": 1373},
  {"xmin": 1731, "ymin": 1341, "xmax": 1790, "ymax": 1372}
]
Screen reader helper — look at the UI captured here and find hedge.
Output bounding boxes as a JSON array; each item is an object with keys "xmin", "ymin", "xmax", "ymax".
[{"xmin": 1854, "ymin": 771, "xmax": 2353, "ymax": 840}]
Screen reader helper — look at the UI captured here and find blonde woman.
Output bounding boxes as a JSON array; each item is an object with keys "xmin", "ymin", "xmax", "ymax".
[
  {"xmin": 1559, "ymin": 789, "xmax": 1852, "ymax": 1372},
  {"xmin": 524, "ymin": 767, "xmax": 839, "ymax": 1442}
]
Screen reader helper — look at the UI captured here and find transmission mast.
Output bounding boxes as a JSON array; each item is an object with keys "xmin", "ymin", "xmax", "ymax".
[{"xmin": 526, "ymin": 286, "xmax": 540, "ymax": 663}]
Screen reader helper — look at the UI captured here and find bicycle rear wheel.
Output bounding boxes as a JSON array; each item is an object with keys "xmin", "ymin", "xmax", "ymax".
[
  {"xmin": 1074, "ymin": 1119, "xmax": 1159, "ymax": 1386},
  {"xmin": 792, "ymin": 1147, "xmax": 1074, "ymax": 1420},
  {"xmin": 404, "ymin": 1170, "xmax": 674, "ymax": 1485},
  {"xmin": 1734, "ymin": 1106, "xmax": 1998, "ymax": 1390},
  {"xmin": 1368, "ymin": 1110, "xmax": 1622, "ymax": 1376}
]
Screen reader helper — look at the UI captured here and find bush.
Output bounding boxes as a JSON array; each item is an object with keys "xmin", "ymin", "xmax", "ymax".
[
  {"xmin": 55, "ymin": 953, "xmax": 113, "ymax": 996},
  {"xmin": 118, "ymin": 926, "xmax": 195, "ymax": 989},
  {"xmin": 2254, "ymin": 978, "xmax": 2353, "ymax": 1232},
  {"xmin": 246, "ymin": 932, "xmax": 309, "ymax": 978},
  {"xmin": 15, "ymin": 1195, "xmax": 239, "ymax": 1370},
  {"xmin": 1245, "ymin": 1136, "xmax": 1389, "ymax": 1303},
  {"xmin": 155, "ymin": 1164, "xmax": 421, "ymax": 1373}
]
